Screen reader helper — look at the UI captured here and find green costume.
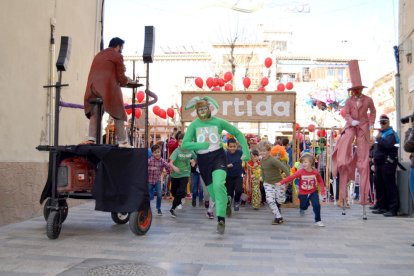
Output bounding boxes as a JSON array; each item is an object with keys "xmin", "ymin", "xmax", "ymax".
[{"xmin": 182, "ymin": 116, "xmax": 249, "ymax": 219}]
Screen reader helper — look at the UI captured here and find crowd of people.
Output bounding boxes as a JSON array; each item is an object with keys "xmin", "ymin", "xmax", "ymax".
[{"xmin": 82, "ymin": 38, "xmax": 408, "ymax": 236}]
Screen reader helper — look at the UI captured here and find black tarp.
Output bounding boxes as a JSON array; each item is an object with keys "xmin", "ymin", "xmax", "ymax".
[{"xmin": 39, "ymin": 145, "xmax": 149, "ymax": 213}]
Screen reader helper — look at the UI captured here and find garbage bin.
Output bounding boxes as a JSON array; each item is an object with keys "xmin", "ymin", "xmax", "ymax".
[{"xmin": 397, "ymin": 161, "xmax": 413, "ymax": 215}]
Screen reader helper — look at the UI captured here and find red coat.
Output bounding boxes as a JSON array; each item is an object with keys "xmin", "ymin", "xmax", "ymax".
[{"xmin": 84, "ymin": 48, "xmax": 129, "ymax": 121}]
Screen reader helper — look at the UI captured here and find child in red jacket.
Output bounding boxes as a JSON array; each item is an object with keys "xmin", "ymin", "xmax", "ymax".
[{"xmin": 277, "ymin": 153, "xmax": 326, "ymax": 227}]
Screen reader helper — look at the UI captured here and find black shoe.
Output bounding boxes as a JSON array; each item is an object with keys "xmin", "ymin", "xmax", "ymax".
[
  {"xmin": 372, "ymin": 209, "xmax": 387, "ymax": 214},
  {"xmin": 383, "ymin": 211, "xmax": 397, "ymax": 217},
  {"xmin": 192, "ymin": 198, "xmax": 196, "ymax": 207},
  {"xmin": 169, "ymin": 209, "xmax": 177, "ymax": 218},
  {"xmin": 369, "ymin": 205, "xmax": 379, "ymax": 210}
]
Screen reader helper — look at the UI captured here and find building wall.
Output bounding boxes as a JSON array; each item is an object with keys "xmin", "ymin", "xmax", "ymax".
[
  {"xmin": 0, "ymin": 0, "xmax": 102, "ymax": 225},
  {"xmin": 399, "ymin": 0, "xmax": 414, "ymax": 162}
]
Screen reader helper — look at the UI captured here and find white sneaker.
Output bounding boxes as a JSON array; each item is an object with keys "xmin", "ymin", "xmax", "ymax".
[
  {"xmin": 177, "ymin": 204, "xmax": 182, "ymax": 210},
  {"xmin": 315, "ymin": 221, "xmax": 325, "ymax": 227}
]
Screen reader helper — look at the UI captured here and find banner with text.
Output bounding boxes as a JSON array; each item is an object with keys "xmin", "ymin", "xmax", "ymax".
[{"xmin": 181, "ymin": 91, "xmax": 296, "ymax": 123}]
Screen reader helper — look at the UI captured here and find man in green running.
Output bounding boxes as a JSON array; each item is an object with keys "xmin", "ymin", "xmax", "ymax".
[{"xmin": 181, "ymin": 98, "xmax": 249, "ymax": 234}]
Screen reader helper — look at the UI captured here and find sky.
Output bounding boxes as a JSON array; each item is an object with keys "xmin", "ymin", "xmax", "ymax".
[{"xmin": 103, "ymin": 0, "xmax": 399, "ymax": 88}]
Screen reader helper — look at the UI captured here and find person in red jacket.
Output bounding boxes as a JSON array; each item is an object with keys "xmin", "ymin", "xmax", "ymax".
[
  {"xmin": 277, "ymin": 153, "xmax": 326, "ymax": 227},
  {"xmin": 83, "ymin": 37, "xmax": 137, "ymax": 147}
]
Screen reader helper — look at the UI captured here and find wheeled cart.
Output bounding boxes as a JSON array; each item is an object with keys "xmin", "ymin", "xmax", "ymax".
[{"xmin": 38, "ymin": 144, "xmax": 152, "ymax": 239}]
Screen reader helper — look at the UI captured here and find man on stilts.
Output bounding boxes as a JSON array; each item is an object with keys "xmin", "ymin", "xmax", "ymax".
[{"xmin": 332, "ymin": 60, "xmax": 376, "ymax": 220}]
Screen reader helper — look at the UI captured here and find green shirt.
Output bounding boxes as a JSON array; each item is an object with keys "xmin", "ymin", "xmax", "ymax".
[
  {"xmin": 260, "ymin": 156, "xmax": 290, "ymax": 184},
  {"xmin": 182, "ymin": 116, "xmax": 249, "ymax": 161},
  {"xmin": 170, "ymin": 147, "xmax": 197, "ymax": 178}
]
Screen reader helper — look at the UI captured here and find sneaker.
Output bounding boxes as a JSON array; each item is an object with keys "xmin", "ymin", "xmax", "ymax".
[
  {"xmin": 372, "ymin": 209, "xmax": 387, "ymax": 214},
  {"xmin": 206, "ymin": 211, "xmax": 214, "ymax": 219},
  {"xmin": 234, "ymin": 202, "xmax": 240, "ymax": 212},
  {"xmin": 272, "ymin": 217, "xmax": 284, "ymax": 225},
  {"xmin": 169, "ymin": 209, "xmax": 177, "ymax": 218},
  {"xmin": 369, "ymin": 205, "xmax": 379, "ymax": 210},
  {"xmin": 299, "ymin": 209, "xmax": 305, "ymax": 216},
  {"xmin": 192, "ymin": 198, "xmax": 196, "ymax": 207},
  {"xmin": 226, "ymin": 196, "xmax": 232, "ymax": 217},
  {"xmin": 177, "ymin": 204, "xmax": 183, "ymax": 210},
  {"xmin": 383, "ymin": 211, "xmax": 397, "ymax": 217},
  {"xmin": 157, "ymin": 209, "xmax": 163, "ymax": 216},
  {"xmin": 118, "ymin": 142, "xmax": 133, "ymax": 148},
  {"xmin": 315, "ymin": 221, "xmax": 325, "ymax": 227},
  {"xmin": 216, "ymin": 220, "xmax": 225, "ymax": 234}
]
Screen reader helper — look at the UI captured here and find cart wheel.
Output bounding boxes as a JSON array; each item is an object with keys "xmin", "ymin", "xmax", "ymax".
[
  {"xmin": 46, "ymin": 210, "xmax": 62, "ymax": 239},
  {"xmin": 43, "ymin": 199, "xmax": 68, "ymax": 223},
  {"xmin": 129, "ymin": 207, "xmax": 152, "ymax": 235},
  {"xmin": 111, "ymin": 212, "xmax": 129, "ymax": 224}
]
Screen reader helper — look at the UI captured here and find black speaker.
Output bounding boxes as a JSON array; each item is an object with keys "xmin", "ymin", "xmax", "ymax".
[
  {"xmin": 56, "ymin": 36, "xmax": 71, "ymax": 71},
  {"xmin": 143, "ymin": 26, "xmax": 155, "ymax": 63}
]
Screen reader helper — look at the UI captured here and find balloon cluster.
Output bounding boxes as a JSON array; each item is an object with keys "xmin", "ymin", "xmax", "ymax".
[
  {"xmin": 125, "ymin": 103, "xmax": 142, "ymax": 119},
  {"xmin": 194, "ymin": 71, "xmax": 234, "ymax": 92},
  {"xmin": 152, "ymin": 105, "xmax": 175, "ymax": 120},
  {"xmin": 194, "ymin": 57, "xmax": 295, "ymax": 92}
]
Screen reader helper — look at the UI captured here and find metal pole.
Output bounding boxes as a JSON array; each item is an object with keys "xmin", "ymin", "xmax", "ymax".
[
  {"xmin": 394, "ymin": 45, "xmax": 401, "ymax": 158},
  {"xmin": 145, "ymin": 63, "xmax": 150, "ymax": 149},
  {"xmin": 130, "ymin": 60, "xmax": 136, "ymax": 144}
]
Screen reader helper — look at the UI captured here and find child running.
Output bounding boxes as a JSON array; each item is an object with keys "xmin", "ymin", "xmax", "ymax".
[
  {"xmin": 276, "ymin": 153, "xmax": 326, "ymax": 227},
  {"xmin": 243, "ymin": 149, "xmax": 262, "ymax": 209},
  {"xmin": 258, "ymin": 141, "xmax": 290, "ymax": 224},
  {"xmin": 147, "ymin": 144, "xmax": 170, "ymax": 216},
  {"xmin": 169, "ymin": 133, "xmax": 197, "ymax": 218}
]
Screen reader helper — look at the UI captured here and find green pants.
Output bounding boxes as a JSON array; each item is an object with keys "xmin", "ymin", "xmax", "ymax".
[{"xmin": 207, "ymin": 169, "xmax": 228, "ymax": 218}]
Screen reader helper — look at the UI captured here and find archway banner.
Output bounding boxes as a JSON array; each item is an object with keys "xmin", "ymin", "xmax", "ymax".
[{"xmin": 181, "ymin": 91, "xmax": 296, "ymax": 123}]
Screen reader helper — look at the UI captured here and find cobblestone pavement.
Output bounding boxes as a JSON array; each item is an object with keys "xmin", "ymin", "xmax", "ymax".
[{"xmin": 0, "ymin": 199, "xmax": 414, "ymax": 275}]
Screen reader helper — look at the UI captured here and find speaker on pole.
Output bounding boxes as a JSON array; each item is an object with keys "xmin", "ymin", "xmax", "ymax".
[
  {"xmin": 56, "ymin": 36, "xmax": 71, "ymax": 71},
  {"xmin": 143, "ymin": 26, "xmax": 155, "ymax": 63}
]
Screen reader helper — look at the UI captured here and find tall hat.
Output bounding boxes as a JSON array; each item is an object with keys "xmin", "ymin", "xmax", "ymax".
[{"xmin": 347, "ymin": 59, "xmax": 367, "ymax": 91}]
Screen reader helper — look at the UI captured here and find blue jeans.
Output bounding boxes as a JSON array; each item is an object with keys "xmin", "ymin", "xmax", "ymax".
[
  {"xmin": 410, "ymin": 168, "xmax": 414, "ymax": 203},
  {"xmin": 298, "ymin": 191, "xmax": 321, "ymax": 222},
  {"xmin": 191, "ymin": 172, "xmax": 204, "ymax": 201},
  {"xmin": 148, "ymin": 181, "xmax": 162, "ymax": 210}
]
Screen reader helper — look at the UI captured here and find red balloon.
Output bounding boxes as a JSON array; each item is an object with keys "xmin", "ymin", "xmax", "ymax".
[
  {"xmin": 224, "ymin": 83, "xmax": 233, "ymax": 91},
  {"xmin": 264, "ymin": 57, "xmax": 272, "ymax": 68},
  {"xmin": 152, "ymin": 105, "xmax": 160, "ymax": 115},
  {"xmin": 206, "ymin": 77, "xmax": 214, "ymax": 88},
  {"xmin": 134, "ymin": 108, "xmax": 142, "ymax": 119},
  {"xmin": 212, "ymin": 86, "xmax": 221, "ymax": 91},
  {"xmin": 261, "ymin": 77, "xmax": 269, "ymax": 87},
  {"xmin": 224, "ymin": 72, "xmax": 233, "ymax": 82},
  {"xmin": 340, "ymin": 108, "xmax": 345, "ymax": 117},
  {"xmin": 286, "ymin": 82, "xmax": 294, "ymax": 90},
  {"xmin": 158, "ymin": 109, "xmax": 167, "ymax": 119},
  {"xmin": 218, "ymin": 78, "xmax": 225, "ymax": 87},
  {"xmin": 308, "ymin": 124, "xmax": 315, "ymax": 132},
  {"xmin": 243, "ymin": 77, "xmax": 251, "ymax": 89},
  {"xmin": 125, "ymin": 108, "xmax": 132, "ymax": 115},
  {"xmin": 212, "ymin": 78, "xmax": 219, "ymax": 87},
  {"xmin": 320, "ymin": 129, "xmax": 326, "ymax": 137},
  {"xmin": 258, "ymin": 86, "xmax": 265, "ymax": 92},
  {"xmin": 317, "ymin": 130, "xmax": 321, "ymax": 137},
  {"xmin": 167, "ymin": 107, "xmax": 174, "ymax": 119},
  {"xmin": 195, "ymin": 77, "xmax": 203, "ymax": 89},
  {"xmin": 180, "ymin": 106, "xmax": 182, "ymax": 114},
  {"xmin": 295, "ymin": 123, "xmax": 300, "ymax": 131},
  {"xmin": 277, "ymin": 83, "xmax": 285, "ymax": 92},
  {"xmin": 332, "ymin": 130, "xmax": 338, "ymax": 138},
  {"xmin": 136, "ymin": 91, "xmax": 145, "ymax": 103}
]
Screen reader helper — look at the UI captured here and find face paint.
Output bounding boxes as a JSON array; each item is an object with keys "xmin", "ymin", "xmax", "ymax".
[{"xmin": 195, "ymin": 100, "xmax": 211, "ymax": 120}]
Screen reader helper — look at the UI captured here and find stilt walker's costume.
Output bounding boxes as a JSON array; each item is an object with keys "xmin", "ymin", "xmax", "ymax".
[
  {"xmin": 332, "ymin": 60, "xmax": 376, "ymax": 219},
  {"xmin": 182, "ymin": 98, "xmax": 249, "ymax": 234}
]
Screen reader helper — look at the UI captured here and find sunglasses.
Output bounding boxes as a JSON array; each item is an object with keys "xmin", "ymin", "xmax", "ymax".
[{"xmin": 379, "ymin": 121, "xmax": 388, "ymax": 125}]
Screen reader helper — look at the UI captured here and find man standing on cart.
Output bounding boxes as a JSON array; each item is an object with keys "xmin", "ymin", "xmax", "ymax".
[{"xmin": 83, "ymin": 37, "xmax": 137, "ymax": 147}]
